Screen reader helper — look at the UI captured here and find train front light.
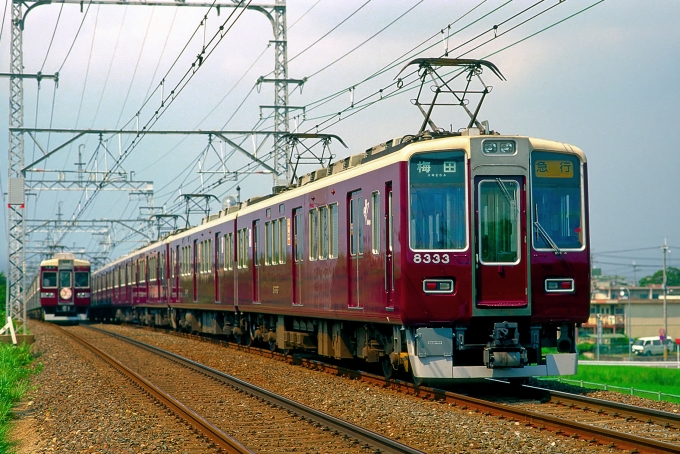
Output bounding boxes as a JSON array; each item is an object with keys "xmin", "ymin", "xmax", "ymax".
[
  {"xmin": 76, "ymin": 292, "xmax": 90, "ymax": 299},
  {"xmin": 40, "ymin": 292, "xmax": 55, "ymax": 298}
]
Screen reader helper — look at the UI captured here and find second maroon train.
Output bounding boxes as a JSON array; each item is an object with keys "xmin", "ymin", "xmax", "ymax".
[{"xmin": 91, "ymin": 127, "xmax": 590, "ymax": 383}]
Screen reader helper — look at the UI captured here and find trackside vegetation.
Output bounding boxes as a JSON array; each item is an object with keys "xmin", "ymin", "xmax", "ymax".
[
  {"xmin": 0, "ymin": 282, "xmax": 39, "ymax": 454},
  {"xmin": 546, "ymin": 364, "xmax": 680, "ymax": 404}
]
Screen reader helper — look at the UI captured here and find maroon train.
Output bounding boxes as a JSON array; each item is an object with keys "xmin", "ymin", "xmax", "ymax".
[
  {"xmin": 27, "ymin": 253, "xmax": 91, "ymax": 323},
  {"xmin": 91, "ymin": 129, "xmax": 589, "ymax": 382}
]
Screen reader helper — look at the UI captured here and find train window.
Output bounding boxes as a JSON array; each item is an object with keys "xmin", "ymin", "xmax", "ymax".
[
  {"xmin": 294, "ymin": 210, "xmax": 303, "ymax": 262},
  {"xmin": 409, "ymin": 150, "xmax": 467, "ymax": 251},
  {"xmin": 309, "ymin": 209, "xmax": 318, "ymax": 261},
  {"xmin": 273, "ymin": 219, "xmax": 280, "ymax": 264},
  {"xmin": 358, "ymin": 197, "xmax": 364, "ymax": 255},
  {"xmin": 278, "ymin": 217, "xmax": 287, "ymax": 264},
  {"xmin": 42, "ymin": 271, "xmax": 57, "ymax": 288},
  {"xmin": 531, "ymin": 151, "xmax": 584, "ymax": 251},
  {"xmin": 279, "ymin": 204, "xmax": 285, "ymax": 214},
  {"xmin": 59, "ymin": 270, "xmax": 72, "ymax": 288},
  {"xmin": 75, "ymin": 272, "xmax": 89, "ymax": 288},
  {"xmin": 223, "ymin": 234, "xmax": 233, "ymax": 271},
  {"xmin": 329, "ymin": 203, "xmax": 339, "ymax": 259},
  {"xmin": 478, "ymin": 179, "xmax": 520, "ymax": 265},
  {"xmin": 372, "ymin": 192, "xmax": 380, "ymax": 254},
  {"xmin": 319, "ymin": 207, "xmax": 329, "ymax": 259},
  {"xmin": 265, "ymin": 221, "xmax": 272, "ymax": 265}
]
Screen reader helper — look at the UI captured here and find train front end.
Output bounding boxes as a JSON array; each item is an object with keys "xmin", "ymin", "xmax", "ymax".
[
  {"xmin": 400, "ymin": 133, "xmax": 589, "ymax": 381},
  {"xmin": 40, "ymin": 253, "xmax": 91, "ymax": 322}
]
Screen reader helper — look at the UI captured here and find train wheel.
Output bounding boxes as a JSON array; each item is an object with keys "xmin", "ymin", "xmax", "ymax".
[{"xmin": 381, "ymin": 356, "xmax": 394, "ymax": 379}]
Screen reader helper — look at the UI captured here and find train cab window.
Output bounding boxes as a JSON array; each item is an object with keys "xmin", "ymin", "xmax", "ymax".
[
  {"xmin": 75, "ymin": 272, "xmax": 90, "ymax": 288},
  {"xmin": 478, "ymin": 179, "xmax": 520, "ymax": 264},
  {"xmin": 531, "ymin": 151, "xmax": 584, "ymax": 251},
  {"xmin": 42, "ymin": 271, "xmax": 57, "ymax": 288},
  {"xmin": 409, "ymin": 150, "xmax": 467, "ymax": 250},
  {"xmin": 59, "ymin": 271, "xmax": 72, "ymax": 288}
]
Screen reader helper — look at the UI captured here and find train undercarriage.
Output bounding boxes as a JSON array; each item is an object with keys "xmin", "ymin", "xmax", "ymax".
[{"xmin": 90, "ymin": 306, "xmax": 578, "ymax": 382}]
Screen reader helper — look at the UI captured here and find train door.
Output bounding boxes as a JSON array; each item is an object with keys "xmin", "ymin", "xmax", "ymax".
[
  {"xmin": 215, "ymin": 233, "xmax": 220, "ymax": 303},
  {"xmin": 348, "ymin": 190, "xmax": 364, "ymax": 308},
  {"xmin": 384, "ymin": 183, "xmax": 394, "ymax": 309},
  {"xmin": 193, "ymin": 239, "xmax": 198, "ymax": 302},
  {"xmin": 252, "ymin": 221, "xmax": 260, "ymax": 303},
  {"xmin": 474, "ymin": 176, "xmax": 527, "ymax": 307},
  {"xmin": 292, "ymin": 208, "xmax": 303, "ymax": 305}
]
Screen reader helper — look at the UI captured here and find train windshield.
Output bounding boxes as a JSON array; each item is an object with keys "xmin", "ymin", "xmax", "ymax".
[
  {"xmin": 59, "ymin": 271, "xmax": 72, "ymax": 288},
  {"xmin": 409, "ymin": 150, "xmax": 467, "ymax": 250},
  {"xmin": 42, "ymin": 271, "xmax": 57, "ymax": 288},
  {"xmin": 531, "ymin": 151, "xmax": 584, "ymax": 251},
  {"xmin": 75, "ymin": 272, "xmax": 90, "ymax": 288}
]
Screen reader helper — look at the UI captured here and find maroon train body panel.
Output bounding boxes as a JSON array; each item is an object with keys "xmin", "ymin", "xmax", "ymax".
[{"xmin": 91, "ymin": 132, "xmax": 590, "ymax": 382}]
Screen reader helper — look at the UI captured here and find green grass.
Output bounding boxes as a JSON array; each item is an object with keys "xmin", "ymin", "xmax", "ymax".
[
  {"xmin": 545, "ymin": 365, "xmax": 680, "ymax": 403},
  {"xmin": 0, "ymin": 336, "xmax": 38, "ymax": 453}
]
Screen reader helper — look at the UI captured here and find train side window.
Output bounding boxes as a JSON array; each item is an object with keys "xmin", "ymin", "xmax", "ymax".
[
  {"xmin": 42, "ymin": 271, "xmax": 57, "ymax": 288},
  {"xmin": 278, "ymin": 217, "xmax": 287, "ymax": 264},
  {"xmin": 372, "ymin": 191, "xmax": 380, "ymax": 254},
  {"xmin": 294, "ymin": 210, "xmax": 303, "ymax": 262},
  {"xmin": 273, "ymin": 219, "xmax": 280, "ymax": 264},
  {"xmin": 309, "ymin": 209, "xmax": 318, "ymax": 261},
  {"xmin": 319, "ymin": 206, "xmax": 329, "ymax": 260},
  {"xmin": 75, "ymin": 272, "xmax": 90, "ymax": 288},
  {"xmin": 329, "ymin": 203, "xmax": 338, "ymax": 259},
  {"xmin": 265, "ymin": 221, "xmax": 272, "ymax": 265},
  {"xmin": 358, "ymin": 197, "xmax": 364, "ymax": 255}
]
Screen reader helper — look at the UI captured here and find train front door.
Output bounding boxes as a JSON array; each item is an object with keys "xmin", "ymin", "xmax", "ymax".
[
  {"xmin": 474, "ymin": 176, "xmax": 527, "ymax": 307},
  {"xmin": 348, "ymin": 190, "xmax": 364, "ymax": 308}
]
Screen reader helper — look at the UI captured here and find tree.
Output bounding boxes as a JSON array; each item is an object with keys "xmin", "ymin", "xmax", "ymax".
[{"xmin": 639, "ymin": 267, "xmax": 680, "ymax": 287}]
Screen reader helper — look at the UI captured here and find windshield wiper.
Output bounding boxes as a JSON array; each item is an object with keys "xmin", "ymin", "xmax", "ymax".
[
  {"xmin": 495, "ymin": 178, "xmax": 518, "ymax": 211},
  {"xmin": 534, "ymin": 204, "xmax": 563, "ymax": 256}
]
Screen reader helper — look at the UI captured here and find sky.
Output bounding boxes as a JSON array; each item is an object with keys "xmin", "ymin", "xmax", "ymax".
[{"xmin": 1, "ymin": 0, "xmax": 679, "ymax": 284}]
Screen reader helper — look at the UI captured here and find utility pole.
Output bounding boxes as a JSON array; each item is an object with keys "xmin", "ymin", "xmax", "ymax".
[
  {"xmin": 662, "ymin": 238, "xmax": 669, "ymax": 360},
  {"xmin": 6, "ymin": 0, "xmax": 294, "ymax": 332}
]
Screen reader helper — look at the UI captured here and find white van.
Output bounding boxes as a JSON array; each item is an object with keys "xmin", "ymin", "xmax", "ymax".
[{"xmin": 632, "ymin": 336, "xmax": 675, "ymax": 356}]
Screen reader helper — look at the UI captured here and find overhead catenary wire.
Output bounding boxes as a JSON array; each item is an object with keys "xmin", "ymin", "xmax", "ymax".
[{"xmin": 66, "ymin": 0, "xmax": 253, "ymax": 227}]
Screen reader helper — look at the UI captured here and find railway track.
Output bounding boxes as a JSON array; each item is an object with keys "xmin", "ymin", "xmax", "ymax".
[
  {"xmin": 65, "ymin": 324, "xmax": 422, "ymax": 454},
  {"xmin": 106, "ymin": 323, "xmax": 680, "ymax": 454}
]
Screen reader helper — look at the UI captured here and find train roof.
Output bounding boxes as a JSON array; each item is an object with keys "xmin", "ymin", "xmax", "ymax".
[
  {"xmin": 93, "ymin": 131, "xmax": 585, "ymax": 274},
  {"xmin": 41, "ymin": 252, "xmax": 90, "ymax": 268}
]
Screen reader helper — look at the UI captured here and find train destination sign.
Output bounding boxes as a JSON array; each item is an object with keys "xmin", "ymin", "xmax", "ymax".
[{"xmin": 534, "ymin": 160, "xmax": 574, "ymax": 178}]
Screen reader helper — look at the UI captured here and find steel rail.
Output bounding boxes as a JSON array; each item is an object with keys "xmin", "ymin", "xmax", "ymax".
[
  {"xmin": 86, "ymin": 325, "xmax": 424, "ymax": 454},
  {"xmin": 57, "ymin": 326, "xmax": 252, "ymax": 454},
  {"xmin": 525, "ymin": 383, "xmax": 680, "ymax": 429},
  {"xmin": 116, "ymin": 324, "xmax": 680, "ymax": 453}
]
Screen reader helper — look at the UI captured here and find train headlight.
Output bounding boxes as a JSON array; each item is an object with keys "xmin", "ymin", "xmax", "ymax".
[
  {"xmin": 482, "ymin": 140, "xmax": 516, "ymax": 155},
  {"xmin": 545, "ymin": 278, "xmax": 574, "ymax": 293},
  {"xmin": 76, "ymin": 292, "xmax": 90, "ymax": 299},
  {"xmin": 40, "ymin": 292, "xmax": 55, "ymax": 298}
]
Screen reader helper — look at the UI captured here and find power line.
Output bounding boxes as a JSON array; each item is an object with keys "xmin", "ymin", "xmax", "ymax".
[{"xmin": 289, "ymin": 0, "xmax": 373, "ymax": 63}]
